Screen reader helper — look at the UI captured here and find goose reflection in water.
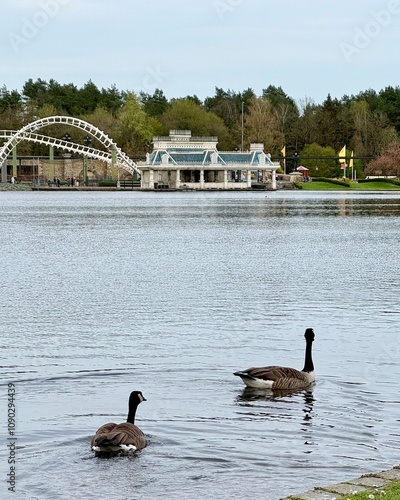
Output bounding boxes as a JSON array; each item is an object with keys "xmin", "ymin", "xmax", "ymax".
[{"xmin": 235, "ymin": 386, "xmax": 315, "ymax": 424}]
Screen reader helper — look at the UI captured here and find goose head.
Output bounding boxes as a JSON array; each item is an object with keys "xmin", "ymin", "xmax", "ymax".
[
  {"xmin": 126, "ymin": 391, "xmax": 147, "ymax": 424},
  {"xmin": 304, "ymin": 328, "xmax": 315, "ymax": 342},
  {"xmin": 129, "ymin": 391, "xmax": 147, "ymax": 405}
]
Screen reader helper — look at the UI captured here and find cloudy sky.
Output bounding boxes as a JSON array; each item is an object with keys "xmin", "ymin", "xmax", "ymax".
[{"xmin": 1, "ymin": 0, "xmax": 399, "ymax": 105}]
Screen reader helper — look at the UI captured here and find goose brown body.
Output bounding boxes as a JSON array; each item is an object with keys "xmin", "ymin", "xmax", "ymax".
[
  {"xmin": 234, "ymin": 328, "xmax": 315, "ymax": 390},
  {"xmin": 91, "ymin": 422, "xmax": 147, "ymax": 452},
  {"xmin": 91, "ymin": 391, "xmax": 147, "ymax": 455}
]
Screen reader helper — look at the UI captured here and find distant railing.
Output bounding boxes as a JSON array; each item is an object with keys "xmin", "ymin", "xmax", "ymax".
[
  {"xmin": 152, "ymin": 136, "xmax": 218, "ymax": 142},
  {"xmin": 119, "ymin": 179, "xmax": 141, "ymax": 188},
  {"xmin": 169, "ymin": 130, "xmax": 191, "ymax": 136}
]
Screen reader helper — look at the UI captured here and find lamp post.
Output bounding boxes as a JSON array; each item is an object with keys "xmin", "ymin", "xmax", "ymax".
[
  {"xmin": 293, "ymin": 152, "xmax": 299, "ymax": 172},
  {"xmin": 62, "ymin": 133, "xmax": 72, "ymax": 183},
  {"xmin": 83, "ymin": 135, "xmax": 91, "ymax": 186},
  {"xmin": 241, "ymin": 101, "xmax": 244, "ymax": 152}
]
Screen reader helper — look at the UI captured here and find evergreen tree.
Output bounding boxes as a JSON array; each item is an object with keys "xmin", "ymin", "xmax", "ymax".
[{"xmin": 140, "ymin": 88, "xmax": 169, "ymax": 117}]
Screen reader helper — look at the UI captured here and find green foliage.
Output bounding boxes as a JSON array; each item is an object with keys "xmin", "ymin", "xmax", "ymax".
[
  {"xmin": 20, "ymin": 78, "xmax": 123, "ymax": 115},
  {"xmin": 117, "ymin": 92, "xmax": 163, "ymax": 155},
  {"xmin": 342, "ymin": 480, "xmax": 400, "ymax": 499},
  {"xmin": 204, "ymin": 87, "xmax": 255, "ymax": 128},
  {"xmin": 350, "ymin": 99, "xmax": 398, "ymax": 158},
  {"xmin": 140, "ymin": 88, "xmax": 169, "ymax": 117},
  {"xmin": 300, "ymin": 143, "xmax": 339, "ymax": 177},
  {"xmin": 159, "ymin": 98, "xmax": 231, "ymax": 149},
  {"xmin": 301, "ymin": 180, "xmax": 400, "ymax": 190},
  {"xmin": 204, "ymin": 87, "xmax": 255, "ymax": 148},
  {"xmin": 0, "ymin": 85, "xmax": 21, "ymax": 112},
  {"xmin": 262, "ymin": 85, "xmax": 299, "ymax": 144},
  {"xmin": 313, "ymin": 94, "xmax": 343, "ymax": 149},
  {"xmin": 99, "ymin": 85, "xmax": 124, "ymax": 115},
  {"xmin": 98, "ymin": 180, "xmax": 117, "ymax": 187},
  {"xmin": 80, "ymin": 106, "xmax": 119, "ymax": 144},
  {"xmin": 1, "ymin": 79, "xmax": 400, "ymax": 165},
  {"xmin": 351, "ymin": 181, "xmax": 400, "ymax": 190},
  {"xmin": 377, "ymin": 85, "xmax": 400, "ymax": 133},
  {"xmin": 358, "ymin": 178, "xmax": 400, "ymax": 185},
  {"xmin": 311, "ymin": 177, "xmax": 350, "ymax": 187}
]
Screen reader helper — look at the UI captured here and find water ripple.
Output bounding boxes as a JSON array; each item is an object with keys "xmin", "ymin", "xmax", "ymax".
[{"xmin": 1, "ymin": 191, "xmax": 400, "ymax": 500}]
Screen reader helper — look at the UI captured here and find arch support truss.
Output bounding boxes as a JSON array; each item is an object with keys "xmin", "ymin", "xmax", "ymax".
[{"xmin": 0, "ymin": 115, "xmax": 139, "ymax": 176}]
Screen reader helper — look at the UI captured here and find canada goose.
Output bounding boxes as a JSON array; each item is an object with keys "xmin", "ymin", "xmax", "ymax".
[
  {"xmin": 91, "ymin": 391, "xmax": 147, "ymax": 455},
  {"xmin": 234, "ymin": 328, "xmax": 315, "ymax": 390}
]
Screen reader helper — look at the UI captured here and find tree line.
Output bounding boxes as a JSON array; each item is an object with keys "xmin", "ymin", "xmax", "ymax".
[{"xmin": 1, "ymin": 78, "xmax": 399, "ymax": 177}]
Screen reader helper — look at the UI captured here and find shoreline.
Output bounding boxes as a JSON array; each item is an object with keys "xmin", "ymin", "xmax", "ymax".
[
  {"xmin": 2, "ymin": 183, "xmax": 400, "ymax": 193},
  {"xmin": 281, "ymin": 465, "xmax": 400, "ymax": 499}
]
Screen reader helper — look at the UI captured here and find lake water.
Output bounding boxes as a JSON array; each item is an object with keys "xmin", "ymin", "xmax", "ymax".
[{"xmin": 1, "ymin": 190, "xmax": 399, "ymax": 500}]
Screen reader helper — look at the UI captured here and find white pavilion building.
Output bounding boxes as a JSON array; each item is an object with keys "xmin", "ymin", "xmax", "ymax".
[{"xmin": 138, "ymin": 130, "xmax": 279, "ymax": 190}]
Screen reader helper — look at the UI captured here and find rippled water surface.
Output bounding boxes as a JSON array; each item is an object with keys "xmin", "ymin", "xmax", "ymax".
[{"xmin": 1, "ymin": 190, "xmax": 400, "ymax": 500}]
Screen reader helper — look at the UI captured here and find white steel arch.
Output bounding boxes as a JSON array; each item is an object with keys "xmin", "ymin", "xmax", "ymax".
[
  {"xmin": 0, "ymin": 116, "xmax": 140, "ymax": 175},
  {"xmin": 0, "ymin": 130, "xmax": 120, "ymax": 166}
]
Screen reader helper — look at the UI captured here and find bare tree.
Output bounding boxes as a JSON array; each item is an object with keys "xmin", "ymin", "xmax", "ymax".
[
  {"xmin": 244, "ymin": 97, "xmax": 284, "ymax": 153},
  {"xmin": 365, "ymin": 142, "xmax": 400, "ymax": 177}
]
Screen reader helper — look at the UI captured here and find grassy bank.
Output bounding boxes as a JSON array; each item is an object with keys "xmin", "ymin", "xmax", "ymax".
[
  {"xmin": 299, "ymin": 180, "xmax": 400, "ymax": 191},
  {"xmin": 347, "ymin": 480, "xmax": 400, "ymax": 499},
  {"xmin": 286, "ymin": 467, "xmax": 400, "ymax": 499}
]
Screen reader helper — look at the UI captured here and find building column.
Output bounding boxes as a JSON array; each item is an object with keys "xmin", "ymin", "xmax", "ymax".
[
  {"xmin": 271, "ymin": 169, "xmax": 277, "ymax": 190},
  {"xmin": 176, "ymin": 169, "xmax": 180, "ymax": 189},
  {"xmin": 111, "ymin": 146, "xmax": 117, "ymax": 180},
  {"xmin": 247, "ymin": 170, "xmax": 252, "ymax": 188},
  {"xmin": 49, "ymin": 145, "xmax": 54, "ymax": 182},
  {"xmin": 149, "ymin": 169, "xmax": 154, "ymax": 189},
  {"xmin": 1, "ymin": 160, "xmax": 7, "ymax": 183},
  {"xmin": 200, "ymin": 169, "xmax": 204, "ymax": 189},
  {"xmin": 83, "ymin": 157, "xmax": 88, "ymax": 186},
  {"xmin": 223, "ymin": 169, "xmax": 228, "ymax": 189},
  {"xmin": 12, "ymin": 146, "xmax": 17, "ymax": 178}
]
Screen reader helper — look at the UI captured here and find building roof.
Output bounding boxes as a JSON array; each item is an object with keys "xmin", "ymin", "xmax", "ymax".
[{"xmin": 146, "ymin": 130, "xmax": 275, "ymax": 167}]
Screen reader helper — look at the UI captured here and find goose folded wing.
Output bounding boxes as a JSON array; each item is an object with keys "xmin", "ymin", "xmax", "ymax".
[
  {"xmin": 91, "ymin": 422, "xmax": 117, "ymax": 446},
  {"xmin": 105, "ymin": 423, "xmax": 147, "ymax": 448},
  {"xmin": 240, "ymin": 365, "xmax": 304, "ymax": 381}
]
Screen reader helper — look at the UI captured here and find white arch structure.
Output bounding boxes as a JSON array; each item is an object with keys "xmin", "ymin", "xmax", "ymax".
[{"xmin": 0, "ymin": 115, "xmax": 140, "ymax": 176}]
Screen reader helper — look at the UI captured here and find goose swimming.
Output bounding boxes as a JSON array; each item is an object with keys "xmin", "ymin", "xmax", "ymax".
[
  {"xmin": 234, "ymin": 328, "xmax": 315, "ymax": 390},
  {"xmin": 91, "ymin": 390, "xmax": 147, "ymax": 456}
]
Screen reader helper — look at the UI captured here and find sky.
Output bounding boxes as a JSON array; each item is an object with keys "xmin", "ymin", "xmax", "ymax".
[{"xmin": 1, "ymin": 0, "xmax": 399, "ymax": 106}]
